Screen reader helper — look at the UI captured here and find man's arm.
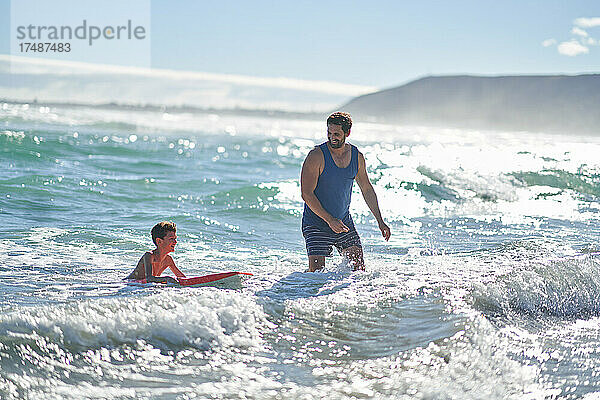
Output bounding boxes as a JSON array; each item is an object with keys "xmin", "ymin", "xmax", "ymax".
[
  {"xmin": 355, "ymin": 152, "xmax": 391, "ymax": 241},
  {"xmin": 301, "ymin": 148, "xmax": 349, "ymax": 233}
]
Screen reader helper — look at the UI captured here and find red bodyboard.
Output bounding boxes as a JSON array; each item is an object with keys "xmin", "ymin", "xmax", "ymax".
[
  {"xmin": 177, "ymin": 272, "xmax": 253, "ymax": 286},
  {"xmin": 129, "ymin": 272, "xmax": 252, "ymax": 287}
]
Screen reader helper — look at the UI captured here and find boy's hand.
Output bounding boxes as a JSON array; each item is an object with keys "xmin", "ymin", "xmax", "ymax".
[
  {"xmin": 165, "ymin": 276, "xmax": 178, "ymax": 285},
  {"xmin": 147, "ymin": 276, "xmax": 178, "ymax": 285}
]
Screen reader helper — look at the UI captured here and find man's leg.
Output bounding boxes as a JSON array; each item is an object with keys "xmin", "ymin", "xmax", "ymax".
[
  {"xmin": 303, "ymin": 224, "xmax": 331, "ymax": 272},
  {"xmin": 341, "ymin": 245, "xmax": 364, "ymax": 271},
  {"xmin": 308, "ymin": 255, "xmax": 325, "ymax": 272}
]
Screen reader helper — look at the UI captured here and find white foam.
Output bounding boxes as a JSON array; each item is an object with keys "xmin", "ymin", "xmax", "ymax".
[
  {"xmin": 472, "ymin": 255, "xmax": 600, "ymax": 319},
  {"xmin": 0, "ymin": 289, "xmax": 268, "ymax": 351}
]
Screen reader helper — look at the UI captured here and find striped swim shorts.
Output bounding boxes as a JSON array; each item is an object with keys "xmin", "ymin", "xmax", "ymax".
[{"xmin": 302, "ymin": 218, "xmax": 362, "ymax": 257}]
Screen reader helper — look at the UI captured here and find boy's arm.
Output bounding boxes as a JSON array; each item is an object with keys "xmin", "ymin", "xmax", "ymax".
[
  {"xmin": 143, "ymin": 253, "xmax": 177, "ymax": 284},
  {"xmin": 167, "ymin": 256, "xmax": 186, "ymax": 278},
  {"xmin": 143, "ymin": 252, "xmax": 153, "ymax": 279}
]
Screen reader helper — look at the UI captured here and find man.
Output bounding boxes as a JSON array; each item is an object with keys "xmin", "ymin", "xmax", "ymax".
[{"xmin": 300, "ymin": 112, "xmax": 391, "ymax": 271}]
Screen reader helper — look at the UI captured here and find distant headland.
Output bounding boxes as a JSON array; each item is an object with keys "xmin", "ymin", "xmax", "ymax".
[{"xmin": 340, "ymin": 74, "xmax": 600, "ymax": 134}]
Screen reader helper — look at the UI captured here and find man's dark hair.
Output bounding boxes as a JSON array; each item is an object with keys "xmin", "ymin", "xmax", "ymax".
[
  {"xmin": 151, "ymin": 221, "xmax": 176, "ymax": 245},
  {"xmin": 327, "ymin": 112, "xmax": 352, "ymax": 134}
]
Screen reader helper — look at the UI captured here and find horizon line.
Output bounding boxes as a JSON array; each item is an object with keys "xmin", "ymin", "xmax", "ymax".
[{"xmin": 0, "ymin": 54, "xmax": 378, "ymax": 97}]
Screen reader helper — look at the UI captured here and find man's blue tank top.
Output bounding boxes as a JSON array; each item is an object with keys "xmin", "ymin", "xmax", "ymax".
[{"xmin": 302, "ymin": 142, "xmax": 358, "ymax": 228}]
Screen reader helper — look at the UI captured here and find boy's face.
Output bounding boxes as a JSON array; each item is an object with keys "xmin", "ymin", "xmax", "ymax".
[{"xmin": 157, "ymin": 231, "xmax": 177, "ymax": 253}]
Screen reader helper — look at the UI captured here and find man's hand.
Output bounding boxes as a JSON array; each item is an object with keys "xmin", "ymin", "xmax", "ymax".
[
  {"xmin": 327, "ymin": 218, "xmax": 350, "ymax": 234},
  {"xmin": 379, "ymin": 221, "xmax": 391, "ymax": 241}
]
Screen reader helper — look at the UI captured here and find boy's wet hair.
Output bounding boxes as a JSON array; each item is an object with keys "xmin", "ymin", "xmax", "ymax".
[
  {"xmin": 151, "ymin": 221, "xmax": 176, "ymax": 245},
  {"xmin": 327, "ymin": 111, "xmax": 352, "ymax": 134}
]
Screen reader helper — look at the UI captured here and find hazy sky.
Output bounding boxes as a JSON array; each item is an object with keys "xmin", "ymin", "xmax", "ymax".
[{"xmin": 1, "ymin": 0, "xmax": 600, "ymax": 89}]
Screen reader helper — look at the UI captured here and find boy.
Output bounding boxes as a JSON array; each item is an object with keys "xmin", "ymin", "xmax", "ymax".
[{"xmin": 125, "ymin": 221, "xmax": 186, "ymax": 284}]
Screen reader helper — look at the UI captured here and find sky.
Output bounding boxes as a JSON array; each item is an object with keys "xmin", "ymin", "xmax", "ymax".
[
  {"xmin": 1, "ymin": 0, "xmax": 599, "ymax": 104},
  {"xmin": 147, "ymin": 0, "xmax": 600, "ymax": 87}
]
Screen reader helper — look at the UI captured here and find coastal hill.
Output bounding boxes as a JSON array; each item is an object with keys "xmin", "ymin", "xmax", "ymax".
[{"xmin": 341, "ymin": 75, "xmax": 600, "ymax": 134}]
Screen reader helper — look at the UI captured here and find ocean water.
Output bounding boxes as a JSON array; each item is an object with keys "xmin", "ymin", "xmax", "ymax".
[{"xmin": 2, "ymin": 102, "xmax": 600, "ymax": 399}]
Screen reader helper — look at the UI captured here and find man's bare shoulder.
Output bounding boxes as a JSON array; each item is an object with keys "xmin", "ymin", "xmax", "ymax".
[
  {"xmin": 357, "ymin": 149, "xmax": 366, "ymax": 161},
  {"xmin": 303, "ymin": 147, "xmax": 325, "ymax": 176},
  {"xmin": 351, "ymin": 144, "xmax": 363, "ymax": 157},
  {"xmin": 354, "ymin": 148, "xmax": 369, "ymax": 181},
  {"xmin": 305, "ymin": 146, "xmax": 324, "ymax": 165}
]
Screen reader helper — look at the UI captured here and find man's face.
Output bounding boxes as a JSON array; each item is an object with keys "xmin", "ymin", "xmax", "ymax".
[
  {"xmin": 158, "ymin": 231, "xmax": 177, "ymax": 252},
  {"xmin": 327, "ymin": 124, "xmax": 347, "ymax": 149}
]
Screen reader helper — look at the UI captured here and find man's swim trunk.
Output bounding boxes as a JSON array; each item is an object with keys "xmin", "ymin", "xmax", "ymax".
[{"xmin": 301, "ymin": 215, "xmax": 362, "ymax": 257}]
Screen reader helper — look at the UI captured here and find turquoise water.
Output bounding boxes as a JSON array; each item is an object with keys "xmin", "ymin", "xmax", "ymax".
[{"xmin": 2, "ymin": 102, "xmax": 600, "ymax": 398}]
